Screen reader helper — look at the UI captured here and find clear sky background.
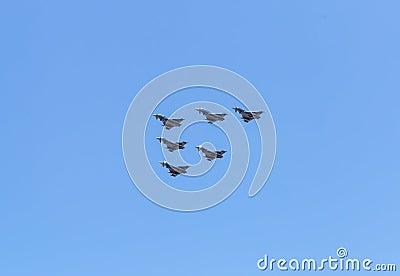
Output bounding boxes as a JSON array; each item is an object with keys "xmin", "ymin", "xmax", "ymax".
[{"xmin": 1, "ymin": 1, "xmax": 399, "ymax": 275}]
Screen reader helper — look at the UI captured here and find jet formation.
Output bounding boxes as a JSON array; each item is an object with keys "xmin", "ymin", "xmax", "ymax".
[
  {"xmin": 153, "ymin": 114, "xmax": 184, "ymax": 130},
  {"xmin": 195, "ymin": 108, "xmax": 227, "ymax": 124},
  {"xmin": 154, "ymin": 107, "xmax": 262, "ymax": 176},
  {"xmin": 156, "ymin": 137, "xmax": 187, "ymax": 152},
  {"xmin": 195, "ymin": 145, "xmax": 226, "ymax": 161},
  {"xmin": 232, "ymin": 107, "xmax": 263, "ymax": 123},
  {"xmin": 159, "ymin": 161, "xmax": 190, "ymax": 177}
]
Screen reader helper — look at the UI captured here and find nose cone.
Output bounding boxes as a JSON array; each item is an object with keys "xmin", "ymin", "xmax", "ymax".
[
  {"xmin": 159, "ymin": 161, "xmax": 167, "ymax": 167},
  {"xmin": 156, "ymin": 137, "xmax": 162, "ymax": 142},
  {"xmin": 195, "ymin": 145, "xmax": 201, "ymax": 151}
]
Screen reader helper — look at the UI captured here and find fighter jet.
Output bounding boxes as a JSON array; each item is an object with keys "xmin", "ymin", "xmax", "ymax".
[
  {"xmin": 159, "ymin": 161, "xmax": 190, "ymax": 177},
  {"xmin": 232, "ymin": 107, "xmax": 263, "ymax": 123},
  {"xmin": 195, "ymin": 108, "xmax": 227, "ymax": 124},
  {"xmin": 195, "ymin": 145, "xmax": 227, "ymax": 161},
  {"xmin": 153, "ymin": 114, "xmax": 184, "ymax": 130},
  {"xmin": 156, "ymin": 137, "xmax": 187, "ymax": 152}
]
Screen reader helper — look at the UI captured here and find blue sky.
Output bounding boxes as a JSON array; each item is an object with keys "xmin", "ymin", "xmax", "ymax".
[{"xmin": 1, "ymin": 0, "xmax": 399, "ymax": 275}]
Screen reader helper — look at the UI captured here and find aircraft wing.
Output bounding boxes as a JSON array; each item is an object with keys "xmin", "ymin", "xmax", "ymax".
[
  {"xmin": 172, "ymin": 118, "xmax": 185, "ymax": 123},
  {"xmin": 166, "ymin": 146, "xmax": 178, "ymax": 152},
  {"xmin": 164, "ymin": 141, "xmax": 178, "ymax": 151},
  {"xmin": 205, "ymin": 116, "xmax": 219, "ymax": 123},
  {"xmin": 178, "ymin": 165, "xmax": 190, "ymax": 170},
  {"xmin": 242, "ymin": 115, "xmax": 254, "ymax": 123},
  {"xmin": 168, "ymin": 168, "xmax": 180, "ymax": 176},
  {"xmin": 206, "ymin": 113, "xmax": 226, "ymax": 123},
  {"xmin": 203, "ymin": 151, "xmax": 217, "ymax": 160},
  {"xmin": 163, "ymin": 140, "xmax": 172, "ymax": 146}
]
